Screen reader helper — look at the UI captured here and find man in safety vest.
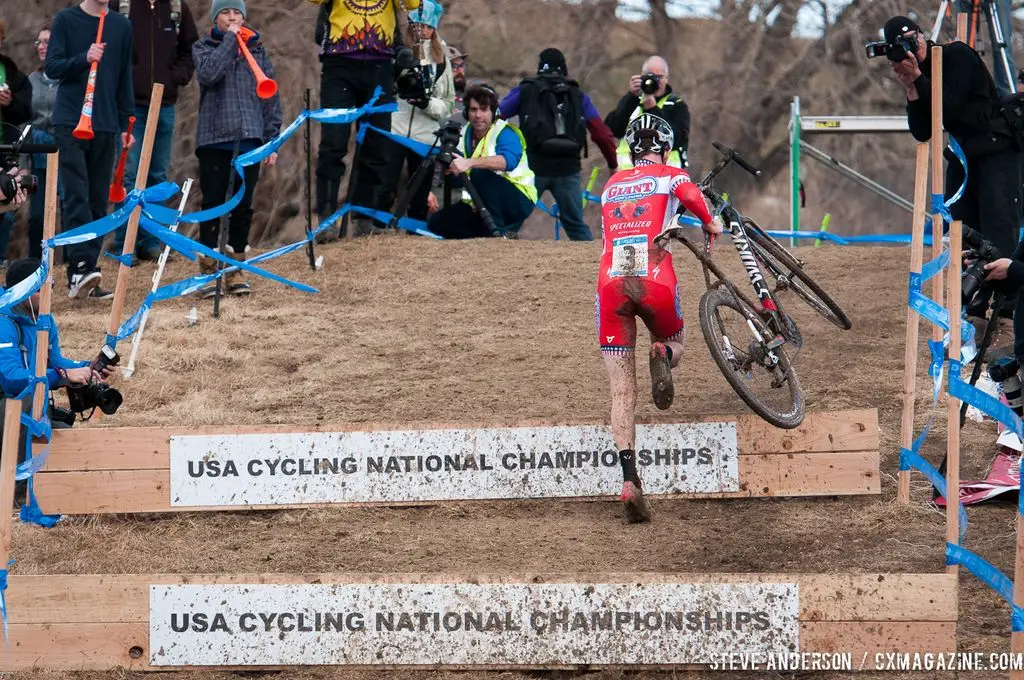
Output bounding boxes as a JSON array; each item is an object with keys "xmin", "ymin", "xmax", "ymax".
[
  {"xmin": 427, "ymin": 83, "xmax": 537, "ymax": 238},
  {"xmin": 604, "ymin": 56, "xmax": 690, "ymax": 170}
]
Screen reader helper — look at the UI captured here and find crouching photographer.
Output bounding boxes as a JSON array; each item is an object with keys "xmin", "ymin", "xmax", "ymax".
[
  {"xmin": 426, "ymin": 84, "xmax": 537, "ymax": 239},
  {"xmin": 0, "ymin": 258, "xmax": 119, "ymax": 505}
]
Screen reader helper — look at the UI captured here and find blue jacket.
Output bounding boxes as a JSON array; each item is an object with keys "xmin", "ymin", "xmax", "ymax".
[
  {"xmin": 192, "ymin": 28, "xmax": 282, "ymax": 149},
  {"xmin": 0, "ymin": 309, "xmax": 87, "ymax": 398}
]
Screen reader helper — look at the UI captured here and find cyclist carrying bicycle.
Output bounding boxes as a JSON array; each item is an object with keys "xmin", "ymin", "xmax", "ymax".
[{"xmin": 597, "ymin": 113, "xmax": 722, "ymax": 523}]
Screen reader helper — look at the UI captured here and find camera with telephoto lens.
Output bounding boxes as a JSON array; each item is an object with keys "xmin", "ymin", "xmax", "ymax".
[
  {"xmin": 393, "ymin": 46, "xmax": 432, "ymax": 103},
  {"xmin": 989, "ymin": 356, "xmax": 1024, "ymax": 417},
  {"xmin": 640, "ymin": 72, "xmax": 660, "ymax": 95},
  {"xmin": 961, "ymin": 226, "xmax": 1002, "ymax": 307},
  {"xmin": 434, "ymin": 120, "xmax": 464, "ymax": 168},
  {"xmin": 66, "ymin": 345, "xmax": 123, "ymax": 416},
  {"xmin": 0, "ymin": 146, "xmax": 38, "ymax": 205},
  {"xmin": 865, "ymin": 34, "xmax": 918, "ymax": 62}
]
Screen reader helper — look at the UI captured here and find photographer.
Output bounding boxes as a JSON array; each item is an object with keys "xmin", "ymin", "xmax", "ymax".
[
  {"xmin": 0, "ymin": 166, "xmax": 29, "ymax": 215},
  {"xmin": 382, "ymin": 0, "xmax": 454, "ymax": 224},
  {"xmin": 885, "ymin": 14, "xmax": 1023, "ymax": 335},
  {"xmin": 604, "ymin": 55, "xmax": 690, "ymax": 169},
  {"xmin": 427, "ymin": 84, "xmax": 537, "ymax": 239},
  {"xmin": 0, "ymin": 258, "xmax": 115, "ymax": 504},
  {"xmin": 0, "ymin": 16, "xmax": 34, "ymax": 263}
]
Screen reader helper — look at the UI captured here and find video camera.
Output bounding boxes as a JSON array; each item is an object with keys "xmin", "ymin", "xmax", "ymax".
[
  {"xmin": 65, "ymin": 345, "xmax": 123, "ymax": 419},
  {"xmin": 962, "ymin": 226, "xmax": 1002, "ymax": 307},
  {"xmin": 0, "ymin": 127, "xmax": 40, "ymax": 205},
  {"xmin": 639, "ymin": 72, "xmax": 661, "ymax": 96},
  {"xmin": 394, "ymin": 46, "xmax": 433, "ymax": 103},
  {"xmin": 865, "ymin": 34, "xmax": 919, "ymax": 62},
  {"xmin": 434, "ymin": 119, "xmax": 463, "ymax": 168}
]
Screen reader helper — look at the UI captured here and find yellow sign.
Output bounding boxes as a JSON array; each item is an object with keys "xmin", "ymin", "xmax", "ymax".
[{"xmin": 813, "ymin": 120, "xmax": 841, "ymax": 129}]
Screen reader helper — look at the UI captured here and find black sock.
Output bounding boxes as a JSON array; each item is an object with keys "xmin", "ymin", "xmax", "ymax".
[
  {"xmin": 664, "ymin": 345, "xmax": 673, "ymax": 363},
  {"xmin": 619, "ymin": 449, "xmax": 641, "ymax": 487}
]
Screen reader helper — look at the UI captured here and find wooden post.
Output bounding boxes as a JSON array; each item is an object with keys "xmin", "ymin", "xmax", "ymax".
[
  {"xmin": 105, "ymin": 84, "xmax": 163, "ymax": 347},
  {"xmin": 0, "ymin": 399, "xmax": 23, "ymax": 571},
  {"xmin": 898, "ymin": 143, "xmax": 930, "ymax": 505},
  {"xmin": 946, "ymin": 219, "xmax": 962, "ymax": 575},
  {"xmin": 32, "ymin": 155, "xmax": 61, "ymax": 426},
  {"xmin": 930, "ymin": 46, "xmax": 944, "ymax": 345},
  {"xmin": 956, "ymin": 11, "xmax": 968, "ymax": 42}
]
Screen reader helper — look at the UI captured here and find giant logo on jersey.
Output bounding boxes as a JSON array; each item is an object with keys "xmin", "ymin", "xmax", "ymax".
[{"xmin": 606, "ymin": 178, "xmax": 657, "ymax": 203}]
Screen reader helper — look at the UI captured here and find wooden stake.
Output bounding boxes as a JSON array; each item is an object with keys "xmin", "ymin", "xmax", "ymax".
[
  {"xmin": 956, "ymin": 11, "xmax": 968, "ymax": 42},
  {"xmin": 105, "ymin": 84, "xmax": 163, "ymax": 346},
  {"xmin": 930, "ymin": 46, "xmax": 944, "ymax": 346},
  {"xmin": 898, "ymin": 143, "xmax": 930, "ymax": 505},
  {"xmin": 0, "ymin": 399, "xmax": 23, "ymax": 571},
  {"xmin": 32, "ymin": 154, "xmax": 61, "ymax": 425},
  {"xmin": 946, "ymin": 219, "xmax": 962, "ymax": 575}
]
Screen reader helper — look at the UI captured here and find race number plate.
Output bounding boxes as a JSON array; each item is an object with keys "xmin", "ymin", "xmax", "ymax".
[{"xmin": 610, "ymin": 235, "xmax": 648, "ymax": 277}]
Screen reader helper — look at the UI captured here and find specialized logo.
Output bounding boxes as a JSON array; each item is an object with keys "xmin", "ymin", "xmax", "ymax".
[
  {"xmin": 730, "ymin": 226, "xmax": 771, "ymax": 302},
  {"xmin": 606, "ymin": 179, "xmax": 657, "ymax": 203}
]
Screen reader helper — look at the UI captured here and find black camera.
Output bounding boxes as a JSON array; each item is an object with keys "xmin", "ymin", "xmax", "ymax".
[
  {"xmin": 640, "ymin": 72, "xmax": 660, "ymax": 95},
  {"xmin": 434, "ymin": 120, "xmax": 463, "ymax": 167},
  {"xmin": 0, "ymin": 172, "xmax": 38, "ymax": 204},
  {"xmin": 865, "ymin": 34, "xmax": 918, "ymax": 62},
  {"xmin": 962, "ymin": 226, "xmax": 1002, "ymax": 307},
  {"xmin": 989, "ymin": 356, "xmax": 1024, "ymax": 416},
  {"xmin": 394, "ymin": 46, "xmax": 432, "ymax": 102},
  {"xmin": 66, "ymin": 345, "xmax": 123, "ymax": 416}
]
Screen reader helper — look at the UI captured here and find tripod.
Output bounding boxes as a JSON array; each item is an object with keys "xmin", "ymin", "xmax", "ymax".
[
  {"xmin": 932, "ymin": 0, "xmax": 1017, "ymax": 96},
  {"xmin": 388, "ymin": 135, "xmax": 501, "ymax": 237}
]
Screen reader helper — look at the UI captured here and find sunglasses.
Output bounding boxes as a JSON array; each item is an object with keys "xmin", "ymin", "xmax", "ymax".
[{"xmin": 35, "ymin": 39, "xmax": 49, "ymax": 47}]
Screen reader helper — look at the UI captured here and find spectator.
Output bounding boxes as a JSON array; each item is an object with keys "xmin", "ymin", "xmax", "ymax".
[
  {"xmin": 0, "ymin": 258, "xmax": 114, "ymax": 505},
  {"xmin": 110, "ymin": 0, "xmax": 198, "ymax": 264},
  {"xmin": 499, "ymin": 47, "xmax": 618, "ymax": 241},
  {"xmin": 604, "ymin": 55, "xmax": 690, "ymax": 170},
  {"xmin": 0, "ymin": 18, "xmax": 34, "ymax": 267},
  {"xmin": 308, "ymin": 0, "xmax": 420, "ymax": 241},
  {"xmin": 383, "ymin": 0, "xmax": 454, "ymax": 224},
  {"xmin": 192, "ymin": 0, "xmax": 281, "ymax": 298},
  {"xmin": 427, "ymin": 84, "xmax": 536, "ymax": 239},
  {"xmin": 46, "ymin": 0, "xmax": 135, "ymax": 301},
  {"xmin": 445, "ymin": 44, "xmax": 467, "ymax": 122},
  {"xmin": 26, "ymin": 26, "xmax": 60, "ymax": 261}
]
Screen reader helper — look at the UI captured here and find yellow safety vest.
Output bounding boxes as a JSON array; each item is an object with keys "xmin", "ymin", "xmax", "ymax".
[
  {"xmin": 460, "ymin": 119, "xmax": 538, "ymax": 203},
  {"xmin": 616, "ymin": 94, "xmax": 683, "ymax": 170}
]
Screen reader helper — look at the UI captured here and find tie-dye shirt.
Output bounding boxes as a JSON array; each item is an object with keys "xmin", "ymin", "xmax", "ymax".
[{"xmin": 309, "ymin": 0, "xmax": 421, "ymax": 59}]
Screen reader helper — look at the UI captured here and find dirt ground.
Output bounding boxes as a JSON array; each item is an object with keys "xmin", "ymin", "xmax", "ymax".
[{"xmin": 6, "ymin": 236, "xmax": 1020, "ymax": 679}]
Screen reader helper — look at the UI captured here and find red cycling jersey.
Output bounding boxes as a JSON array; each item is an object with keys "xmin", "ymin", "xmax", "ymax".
[{"xmin": 596, "ymin": 161, "xmax": 712, "ymax": 354}]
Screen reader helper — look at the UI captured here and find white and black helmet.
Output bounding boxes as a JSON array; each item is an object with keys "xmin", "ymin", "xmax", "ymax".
[{"xmin": 625, "ymin": 114, "xmax": 674, "ymax": 161}]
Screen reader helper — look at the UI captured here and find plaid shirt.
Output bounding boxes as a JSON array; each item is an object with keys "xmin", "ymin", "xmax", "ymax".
[{"xmin": 192, "ymin": 29, "xmax": 281, "ymax": 148}]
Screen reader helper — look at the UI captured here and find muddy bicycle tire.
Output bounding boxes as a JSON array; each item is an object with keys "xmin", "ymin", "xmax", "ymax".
[
  {"xmin": 699, "ymin": 286, "xmax": 805, "ymax": 429},
  {"xmin": 744, "ymin": 219, "xmax": 853, "ymax": 331}
]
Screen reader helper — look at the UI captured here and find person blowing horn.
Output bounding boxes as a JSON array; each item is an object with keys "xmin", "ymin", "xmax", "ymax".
[
  {"xmin": 191, "ymin": 0, "xmax": 281, "ymax": 299},
  {"xmin": 45, "ymin": 0, "xmax": 135, "ymax": 301}
]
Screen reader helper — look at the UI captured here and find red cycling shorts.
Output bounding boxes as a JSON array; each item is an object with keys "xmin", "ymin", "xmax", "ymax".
[{"xmin": 596, "ymin": 277, "xmax": 684, "ymax": 354}]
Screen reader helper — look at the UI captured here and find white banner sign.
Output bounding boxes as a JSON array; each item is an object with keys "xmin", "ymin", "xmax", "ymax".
[
  {"xmin": 149, "ymin": 581, "xmax": 798, "ymax": 666},
  {"xmin": 168, "ymin": 423, "xmax": 738, "ymax": 507}
]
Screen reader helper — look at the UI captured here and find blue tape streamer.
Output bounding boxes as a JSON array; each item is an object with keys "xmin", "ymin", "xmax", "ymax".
[
  {"xmin": 345, "ymin": 205, "xmax": 442, "ymax": 239},
  {"xmin": 0, "ymin": 559, "xmax": 12, "ymax": 640},
  {"xmin": 1019, "ymin": 454, "xmax": 1024, "ymax": 518},
  {"xmin": 907, "ymin": 271, "xmax": 974, "ymax": 347},
  {"xmin": 949, "ymin": 358, "xmax": 1024, "ymax": 438},
  {"xmin": 19, "ymin": 483, "xmax": 59, "ymax": 527},
  {"xmin": 945, "ymin": 542, "xmax": 1024, "ymax": 631},
  {"xmin": 899, "ymin": 450, "xmax": 969, "ymax": 541},
  {"xmin": 103, "ymin": 251, "xmax": 135, "ymax": 267},
  {"xmin": 921, "ymin": 249, "xmax": 950, "ymax": 282},
  {"xmin": 362, "ymin": 124, "xmax": 438, "ymax": 157}
]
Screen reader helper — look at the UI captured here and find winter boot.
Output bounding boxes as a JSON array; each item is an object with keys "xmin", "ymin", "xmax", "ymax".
[
  {"xmin": 225, "ymin": 245, "xmax": 251, "ymax": 296},
  {"xmin": 197, "ymin": 254, "xmax": 219, "ymax": 299}
]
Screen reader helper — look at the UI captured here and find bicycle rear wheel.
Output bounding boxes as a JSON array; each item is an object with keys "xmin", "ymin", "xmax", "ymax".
[
  {"xmin": 744, "ymin": 218, "xmax": 853, "ymax": 331},
  {"xmin": 699, "ymin": 285, "xmax": 805, "ymax": 429}
]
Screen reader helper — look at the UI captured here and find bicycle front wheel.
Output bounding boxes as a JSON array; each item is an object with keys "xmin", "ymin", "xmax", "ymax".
[
  {"xmin": 744, "ymin": 218, "xmax": 853, "ymax": 331},
  {"xmin": 699, "ymin": 285, "xmax": 805, "ymax": 429}
]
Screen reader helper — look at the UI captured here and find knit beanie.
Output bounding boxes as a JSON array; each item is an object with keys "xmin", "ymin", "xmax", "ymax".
[
  {"xmin": 538, "ymin": 48, "xmax": 567, "ymax": 76},
  {"xmin": 6, "ymin": 258, "xmax": 40, "ymax": 289},
  {"xmin": 211, "ymin": 0, "xmax": 247, "ymax": 23}
]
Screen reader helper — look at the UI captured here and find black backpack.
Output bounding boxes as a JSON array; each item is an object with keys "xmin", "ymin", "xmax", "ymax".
[{"xmin": 518, "ymin": 74, "xmax": 586, "ymax": 157}]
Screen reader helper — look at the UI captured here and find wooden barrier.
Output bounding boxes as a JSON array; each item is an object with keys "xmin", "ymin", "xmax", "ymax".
[
  {"xmin": 31, "ymin": 409, "xmax": 880, "ymax": 514},
  {"xmin": 3, "ymin": 572, "xmax": 956, "ymax": 671}
]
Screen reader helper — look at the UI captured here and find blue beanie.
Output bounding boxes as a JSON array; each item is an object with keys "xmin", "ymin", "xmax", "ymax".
[
  {"xmin": 409, "ymin": 0, "xmax": 443, "ymax": 29},
  {"xmin": 211, "ymin": 0, "xmax": 247, "ymax": 23}
]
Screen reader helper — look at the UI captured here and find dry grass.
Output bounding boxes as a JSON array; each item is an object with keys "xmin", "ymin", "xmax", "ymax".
[{"xmin": 2, "ymin": 237, "xmax": 1019, "ymax": 679}]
